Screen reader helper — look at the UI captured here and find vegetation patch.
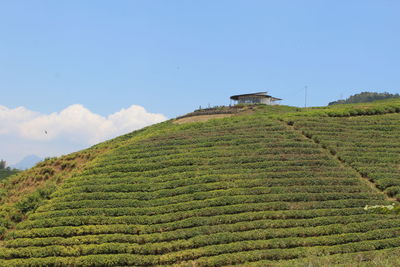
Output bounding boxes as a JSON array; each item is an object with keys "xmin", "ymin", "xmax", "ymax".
[
  {"xmin": 0, "ymin": 161, "xmax": 19, "ymax": 182},
  {"xmin": 329, "ymin": 91, "xmax": 400, "ymax": 106}
]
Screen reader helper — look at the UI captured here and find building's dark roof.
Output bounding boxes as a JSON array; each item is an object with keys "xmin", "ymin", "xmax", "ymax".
[{"xmin": 230, "ymin": 92, "xmax": 282, "ymax": 101}]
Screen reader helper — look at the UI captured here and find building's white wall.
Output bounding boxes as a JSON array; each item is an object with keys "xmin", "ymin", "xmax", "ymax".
[
  {"xmin": 235, "ymin": 96, "xmax": 279, "ymax": 105},
  {"xmin": 237, "ymin": 96, "xmax": 262, "ymax": 104}
]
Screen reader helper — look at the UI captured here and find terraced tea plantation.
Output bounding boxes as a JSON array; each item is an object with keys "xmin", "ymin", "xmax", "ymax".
[
  {"xmin": 0, "ymin": 101, "xmax": 400, "ymax": 266},
  {"xmin": 291, "ymin": 113, "xmax": 400, "ymax": 200}
]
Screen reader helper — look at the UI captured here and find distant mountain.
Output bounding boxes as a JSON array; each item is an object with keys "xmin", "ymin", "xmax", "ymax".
[{"xmin": 11, "ymin": 155, "xmax": 42, "ymax": 170}]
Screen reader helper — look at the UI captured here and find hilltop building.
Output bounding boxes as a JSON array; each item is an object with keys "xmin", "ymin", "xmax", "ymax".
[{"xmin": 230, "ymin": 92, "xmax": 282, "ymax": 105}]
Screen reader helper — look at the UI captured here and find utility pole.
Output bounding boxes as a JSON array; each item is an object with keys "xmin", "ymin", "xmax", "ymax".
[{"xmin": 304, "ymin": 86, "xmax": 308, "ymax": 108}]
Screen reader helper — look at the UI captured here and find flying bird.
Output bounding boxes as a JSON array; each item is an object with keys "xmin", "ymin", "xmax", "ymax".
[{"xmin": 44, "ymin": 130, "xmax": 48, "ymax": 135}]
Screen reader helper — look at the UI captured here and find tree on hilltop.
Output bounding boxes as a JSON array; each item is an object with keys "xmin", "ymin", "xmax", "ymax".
[
  {"xmin": 329, "ymin": 91, "xmax": 400, "ymax": 105},
  {"xmin": 0, "ymin": 160, "xmax": 6, "ymax": 169}
]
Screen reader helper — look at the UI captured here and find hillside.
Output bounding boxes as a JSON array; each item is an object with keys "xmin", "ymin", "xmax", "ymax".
[
  {"xmin": 0, "ymin": 169, "xmax": 19, "ymax": 182},
  {"xmin": 0, "ymin": 100, "xmax": 400, "ymax": 266},
  {"xmin": 0, "ymin": 160, "xmax": 19, "ymax": 182}
]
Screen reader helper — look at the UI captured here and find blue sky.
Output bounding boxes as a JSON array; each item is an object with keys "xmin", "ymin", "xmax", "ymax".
[{"xmin": 1, "ymin": 0, "xmax": 400, "ymax": 164}]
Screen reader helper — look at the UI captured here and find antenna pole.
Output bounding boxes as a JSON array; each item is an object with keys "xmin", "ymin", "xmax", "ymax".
[{"xmin": 304, "ymin": 86, "xmax": 308, "ymax": 108}]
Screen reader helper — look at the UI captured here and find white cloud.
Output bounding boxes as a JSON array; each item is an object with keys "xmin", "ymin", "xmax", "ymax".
[
  {"xmin": 0, "ymin": 106, "xmax": 39, "ymax": 135},
  {"xmin": 0, "ymin": 104, "xmax": 167, "ymax": 164}
]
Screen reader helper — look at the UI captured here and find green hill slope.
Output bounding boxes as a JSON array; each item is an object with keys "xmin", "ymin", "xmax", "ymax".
[
  {"xmin": 0, "ymin": 169, "xmax": 19, "ymax": 182},
  {"xmin": 1, "ymin": 101, "xmax": 400, "ymax": 266},
  {"xmin": 289, "ymin": 113, "xmax": 400, "ymax": 200}
]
